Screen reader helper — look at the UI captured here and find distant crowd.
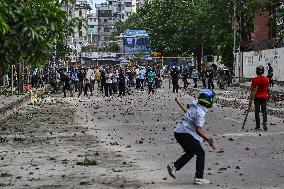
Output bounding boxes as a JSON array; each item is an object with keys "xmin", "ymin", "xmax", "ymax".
[{"xmin": 0, "ymin": 63, "xmax": 239, "ymax": 96}]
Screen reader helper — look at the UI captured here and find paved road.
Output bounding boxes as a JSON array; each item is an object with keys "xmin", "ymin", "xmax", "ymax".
[{"xmin": 0, "ymin": 80, "xmax": 283, "ymax": 189}]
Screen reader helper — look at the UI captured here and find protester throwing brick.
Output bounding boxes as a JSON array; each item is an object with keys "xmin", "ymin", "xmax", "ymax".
[{"xmin": 167, "ymin": 89, "xmax": 216, "ymax": 185}]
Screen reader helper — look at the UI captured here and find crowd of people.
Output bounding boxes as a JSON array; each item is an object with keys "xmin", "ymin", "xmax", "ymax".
[
  {"xmin": 54, "ymin": 63, "xmax": 236, "ymax": 98},
  {"xmin": 54, "ymin": 65, "xmax": 165, "ymax": 98},
  {"xmin": 1, "ymin": 62, "xmax": 274, "ymax": 97},
  {"xmin": 0, "ymin": 63, "xmax": 236, "ymax": 96}
]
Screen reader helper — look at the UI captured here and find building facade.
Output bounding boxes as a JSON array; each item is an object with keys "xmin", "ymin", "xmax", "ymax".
[
  {"xmin": 95, "ymin": 0, "xmax": 141, "ymax": 47},
  {"xmin": 61, "ymin": 0, "xmax": 92, "ymax": 63},
  {"xmin": 87, "ymin": 14, "xmax": 99, "ymax": 45},
  {"xmin": 132, "ymin": 0, "xmax": 144, "ymax": 13},
  {"xmin": 248, "ymin": 0, "xmax": 284, "ymax": 51}
]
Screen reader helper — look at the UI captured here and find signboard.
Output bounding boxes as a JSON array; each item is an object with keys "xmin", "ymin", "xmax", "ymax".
[
  {"xmin": 88, "ymin": 27, "xmax": 98, "ymax": 35},
  {"xmin": 123, "ymin": 30, "xmax": 150, "ymax": 54}
]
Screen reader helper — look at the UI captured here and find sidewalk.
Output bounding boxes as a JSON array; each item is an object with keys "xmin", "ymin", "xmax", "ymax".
[
  {"xmin": 239, "ymin": 82, "xmax": 284, "ymax": 95},
  {"xmin": 0, "ymin": 94, "xmax": 30, "ymax": 120},
  {"xmin": 0, "ymin": 88, "xmax": 46, "ymax": 121}
]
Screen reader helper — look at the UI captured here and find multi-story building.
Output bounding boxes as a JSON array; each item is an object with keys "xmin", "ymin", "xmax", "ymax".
[
  {"xmin": 95, "ymin": 1, "xmax": 117, "ymax": 47},
  {"xmin": 61, "ymin": 0, "xmax": 92, "ymax": 63},
  {"xmin": 248, "ymin": 0, "xmax": 284, "ymax": 51},
  {"xmin": 62, "ymin": 0, "xmax": 91, "ymax": 45},
  {"xmin": 132, "ymin": 0, "xmax": 144, "ymax": 13},
  {"xmin": 95, "ymin": 0, "xmax": 143, "ymax": 47},
  {"xmin": 87, "ymin": 14, "xmax": 99, "ymax": 45}
]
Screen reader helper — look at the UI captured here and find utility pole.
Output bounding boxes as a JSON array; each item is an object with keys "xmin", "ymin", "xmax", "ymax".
[
  {"xmin": 233, "ymin": 1, "xmax": 237, "ymax": 78},
  {"xmin": 201, "ymin": 42, "xmax": 204, "ymax": 69},
  {"xmin": 239, "ymin": 15, "xmax": 242, "ymax": 83},
  {"xmin": 11, "ymin": 65, "xmax": 14, "ymax": 95}
]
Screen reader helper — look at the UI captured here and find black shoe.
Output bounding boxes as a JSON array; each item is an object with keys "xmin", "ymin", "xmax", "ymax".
[
  {"xmin": 254, "ymin": 126, "xmax": 260, "ymax": 130},
  {"xmin": 263, "ymin": 123, "xmax": 268, "ymax": 131}
]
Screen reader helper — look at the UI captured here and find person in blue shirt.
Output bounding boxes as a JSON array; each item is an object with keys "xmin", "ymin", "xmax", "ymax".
[{"xmin": 167, "ymin": 89, "xmax": 216, "ymax": 185}]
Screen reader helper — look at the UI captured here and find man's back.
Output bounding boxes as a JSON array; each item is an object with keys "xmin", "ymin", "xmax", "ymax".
[{"xmin": 251, "ymin": 76, "xmax": 269, "ymax": 99}]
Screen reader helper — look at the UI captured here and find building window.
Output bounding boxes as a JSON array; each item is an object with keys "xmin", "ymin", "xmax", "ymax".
[
  {"xmin": 79, "ymin": 30, "xmax": 82, "ymax": 37},
  {"xmin": 104, "ymin": 27, "xmax": 110, "ymax": 32},
  {"xmin": 79, "ymin": 10, "xmax": 82, "ymax": 17},
  {"xmin": 104, "ymin": 19, "xmax": 107, "ymax": 23}
]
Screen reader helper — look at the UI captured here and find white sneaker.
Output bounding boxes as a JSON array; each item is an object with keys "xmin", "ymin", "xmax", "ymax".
[
  {"xmin": 167, "ymin": 163, "xmax": 176, "ymax": 179},
  {"xmin": 194, "ymin": 177, "xmax": 210, "ymax": 185}
]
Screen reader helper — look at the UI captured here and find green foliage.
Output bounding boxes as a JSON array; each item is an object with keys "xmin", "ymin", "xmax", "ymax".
[
  {"xmin": 0, "ymin": 1, "xmax": 10, "ymax": 35},
  {"xmin": 106, "ymin": 42, "xmax": 120, "ymax": 53},
  {"xmin": 114, "ymin": 0, "xmax": 264, "ymax": 69},
  {"xmin": 0, "ymin": 0, "xmax": 73, "ymax": 70},
  {"xmin": 269, "ymin": 1, "xmax": 284, "ymax": 39},
  {"xmin": 82, "ymin": 45, "xmax": 100, "ymax": 52}
]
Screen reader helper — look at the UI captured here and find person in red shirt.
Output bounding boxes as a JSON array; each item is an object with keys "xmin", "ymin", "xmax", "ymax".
[{"xmin": 248, "ymin": 65, "xmax": 270, "ymax": 131}]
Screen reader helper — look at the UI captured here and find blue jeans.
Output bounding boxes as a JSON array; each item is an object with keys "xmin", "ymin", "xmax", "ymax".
[{"xmin": 174, "ymin": 132, "xmax": 205, "ymax": 178}]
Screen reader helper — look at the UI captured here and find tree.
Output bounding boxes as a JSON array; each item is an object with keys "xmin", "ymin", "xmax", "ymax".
[
  {"xmin": 0, "ymin": 1, "xmax": 10, "ymax": 35},
  {"xmin": 114, "ymin": 0, "xmax": 264, "ymax": 69},
  {"xmin": 0, "ymin": 0, "xmax": 71, "ymax": 69}
]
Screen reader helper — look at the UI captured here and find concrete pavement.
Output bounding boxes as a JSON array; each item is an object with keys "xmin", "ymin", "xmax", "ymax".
[{"xmin": 0, "ymin": 80, "xmax": 283, "ymax": 188}]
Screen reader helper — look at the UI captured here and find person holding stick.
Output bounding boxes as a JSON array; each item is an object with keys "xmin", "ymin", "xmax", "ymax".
[
  {"xmin": 167, "ymin": 89, "xmax": 216, "ymax": 185},
  {"xmin": 246, "ymin": 65, "xmax": 270, "ymax": 131}
]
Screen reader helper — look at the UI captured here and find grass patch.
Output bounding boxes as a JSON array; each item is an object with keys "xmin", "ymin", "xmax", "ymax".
[
  {"xmin": 13, "ymin": 137, "xmax": 25, "ymax": 142},
  {"xmin": 76, "ymin": 157, "xmax": 97, "ymax": 166},
  {"xmin": 0, "ymin": 173, "xmax": 12, "ymax": 177}
]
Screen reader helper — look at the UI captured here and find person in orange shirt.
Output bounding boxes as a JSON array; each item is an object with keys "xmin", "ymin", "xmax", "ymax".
[{"xmin": 248, "ymin": 65, "xmax": 270, "ymax": 131}]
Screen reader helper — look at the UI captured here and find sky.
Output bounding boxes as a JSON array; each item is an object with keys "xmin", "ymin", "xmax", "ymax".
[
  {"xmin": 91, "ymin": 0, "xmax": 105, "ymax": 5},
  {"xmin": 90, "ymin": 0, "xmax": 106, "ymax": 12}
]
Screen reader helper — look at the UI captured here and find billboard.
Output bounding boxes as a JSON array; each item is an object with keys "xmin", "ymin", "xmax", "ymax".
[{"xmin": 123, "ymin": 30, "xmax": 150, "ymax": 54}]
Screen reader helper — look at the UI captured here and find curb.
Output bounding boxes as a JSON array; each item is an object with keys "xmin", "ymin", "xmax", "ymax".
[{"xmin": 0, "ymin": 89, "xmax": 46, "ymax": 121}]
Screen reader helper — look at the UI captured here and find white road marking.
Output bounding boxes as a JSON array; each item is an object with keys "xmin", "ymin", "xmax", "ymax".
[{"xmin": 218, "ymin": 131, "xmax": 284, "ymax": 137}]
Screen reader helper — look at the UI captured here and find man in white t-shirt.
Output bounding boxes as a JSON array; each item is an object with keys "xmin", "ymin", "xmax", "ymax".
[
  {"xmin": 84, "ymin": 67, "xmax": 94, "ymax": 96},
  {"xmin": 167, "ymin": 89, "xmax": 216, "ymax": 185},
  {"xmin": 105, "ymin": 68, "xmax": 113, "ymax": 97}
]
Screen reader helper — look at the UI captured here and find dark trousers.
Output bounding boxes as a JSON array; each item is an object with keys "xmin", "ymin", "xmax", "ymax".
[
  {"xmin": 135, "ymin": 78, "xmax": 140, "ymax": 89},
  {"xmin": 148, "ymin": 82, "xmax": 154, "ymax": 94},
  {"xmin": 63, "ymin": 84, "xmax": 70, "ymax": 98},
  {"xmin": 172, "ymin": 79, "xmax": 179, "ymax": 93},
  {"xmin": 112, "ymin": 82, "xmax": 118, "ymax": 93},
  {"xmin": 140, "ymin": 79, "xmax": 145, "ymax": 90},
  {"xmin": 254, "ymin": 98, "xmax": 267, "ymax": 127},
  {"xmin": 201, "ymin": 78, "xmax": 207, "ymax": 88},
  {"xmin": 193, "ymin": 78, "xmax": 198, "ymax": 88},
  {"xmin": 207, "ymin": 78, "xmax": 214, "ymax": 90},
  {"xmin": 78, "ymin": 81, "xmax": 84, "ymax": 97},
  {"xmin": 119, "ymin": 83, "xmax": 125, "ymax": 96},
  {"xmin": 105, "ymin": 83, "xmax": 112, "ymax": 97},
  {"xmin": 268, "ymin": 75, "xmax": 274, "ymax": 87},
  {"xmin": 100, "ymin": 81, "xmax": 105, "ymax": 93},
  {"xmin": 182, "ymin": 78, "xmax": 189, "ymax": 89},
  {"xmin": 84, "ymin": 83, "xmax": 93, "ymax": 96},
  {"xmin": 174, "ymin": 133, "xmax": 205, "ymax": 179}
]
